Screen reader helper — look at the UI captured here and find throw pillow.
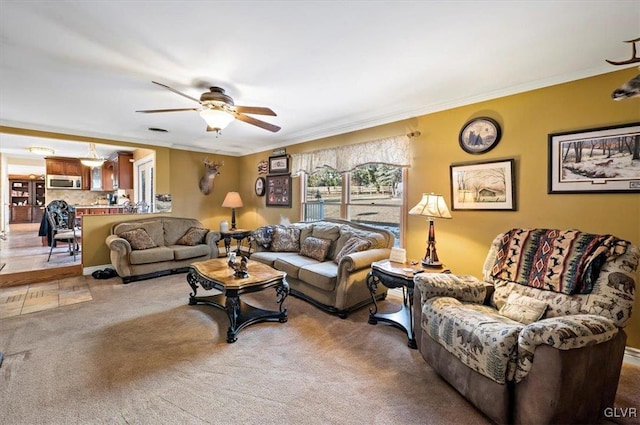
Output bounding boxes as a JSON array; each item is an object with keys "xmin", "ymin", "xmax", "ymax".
[
  {"xmin": 271, "ymin": 226, "xmax": 301, "ymax": 252},
  {"xmin": 334, "ymin": 236, "xmax": 371, "ymax": 264},
  {"xmin": 176, "ymin": 227, "xmax": 209, "ymax": 246},
  {"xmin": 498, "ymin": 292, "xmax": 548, "ymax": 324},
  {"xmin": 252, "ymin": 226, "xmax": 274, "ymax": 248},
  {"xmin": 118, "ymin": 228, "xmax": 158, "ymax": 250},
  {"xmin": 299, "ymin": 236, "xmax": 332, "ymax": 262}
]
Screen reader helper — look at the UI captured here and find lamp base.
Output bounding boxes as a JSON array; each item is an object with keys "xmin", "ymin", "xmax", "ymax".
[{"xmin": 421, "ymin": 259, "xmax": 443, "ymax": 268}]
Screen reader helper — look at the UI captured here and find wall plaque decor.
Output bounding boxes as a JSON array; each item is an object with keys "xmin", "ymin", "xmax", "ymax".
[
  {"xmin": 268, "ymin": 155, "xmax": 289, "ymax": 174},
  {"xmin": 548, "ymin": 122, "xmax": 640, "ymax": 193},
  {"xmin": 450, "ymin": 159, "xmax": 516, "ymax": 210},
  {"xmin": 266, "ymin": 174, "xmax": 292, "ymax": 207},
  {"xmin": 459, "ymin": 117, "xmax": 502, "ymax": 154}
]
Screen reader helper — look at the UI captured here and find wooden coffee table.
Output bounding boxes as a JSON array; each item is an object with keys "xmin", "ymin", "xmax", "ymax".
[{"xmin": 187, "ymin": 258, "xmax": 289, "ymax": 343}]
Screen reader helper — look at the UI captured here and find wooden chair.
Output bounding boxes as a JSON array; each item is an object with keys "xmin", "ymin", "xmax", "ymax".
[{"xmin": 46, "ymin": 204, "xmax": 80, "ymax": 262}]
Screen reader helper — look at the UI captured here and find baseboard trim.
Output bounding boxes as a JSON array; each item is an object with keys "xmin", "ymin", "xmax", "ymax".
[
  {"xmin": 624, "ymin": 346, "xmax": 640, "ymax": 366},
  {"xmin": 83, "ymin": 264, "xmax": 112, "ymax": 276}
]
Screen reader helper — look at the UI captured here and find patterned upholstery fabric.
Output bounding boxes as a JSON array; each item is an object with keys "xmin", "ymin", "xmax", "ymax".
[
  {"xmin": 491, "ymin": 228, "xmax": 623, "ymax": 295},
  {"xmin": 515, "ymin": 315, "xmax": 619, "ymax": 382},
  {"xmin": 299, "ymin": 236, "xmax": 332, "ymax": 261},
  {"xmin": 270, "ymin": 225, "xmax": 301, "ymax": 252},
  {"xmin": 422, "ymin": 297, "xmax": 523, "ymax": 384},
  {"xmin": 414, "ymin": 273, "xmax": 487, "ymax": 304},
  {"xmin": 487, "ymin": 239, "xmax": 639, "ymax": 328},
  {"xmin": 498, "ymin": 292, "xmax": 548, "ymax": 324},
  {"xmin": 118, "ymin": 228, "xmax": 158, "ymax": 250},
  {"xmin": 418, "ymin": 228, "xmax": 639, "ymax": 384},
  {"xmin": 252, "ymin": 225, "xmax": 274, "ymax": 248},
  {"xmin": 176, "ymin": 227, "xmax": 209, "ymax": 246},
  {"xmin": 334, "ymin": 237, "xmax": 371, "ymax": 264}
]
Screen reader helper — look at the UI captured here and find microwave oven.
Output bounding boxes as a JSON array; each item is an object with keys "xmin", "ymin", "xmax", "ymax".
[{"xmin": 46, "ymin": 175, "xmax": 82, "ymax": 190}]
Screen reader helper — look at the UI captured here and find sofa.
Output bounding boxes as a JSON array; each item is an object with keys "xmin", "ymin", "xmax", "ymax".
[
  {"xmin": 412, "ymin": 228, "xmax": 639, "ymax": 424},
  {"xmin": 106, "ymin": 216, "xmax": 220, "ymax": 283},
  {"xmin": 250, "ymin": 219, "xmax": 395, "ymax": 318}
]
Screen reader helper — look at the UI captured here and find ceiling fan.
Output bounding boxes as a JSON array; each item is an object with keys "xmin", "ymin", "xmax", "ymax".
[{"xmin": 136, "ymin": 81, "xmax": 281, "ymax": 134}]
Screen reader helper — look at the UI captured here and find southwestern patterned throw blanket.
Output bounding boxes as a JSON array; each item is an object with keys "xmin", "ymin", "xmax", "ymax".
[{"xmin": 491, "ymin": 228, "xmax": 625, "ymax": 295}]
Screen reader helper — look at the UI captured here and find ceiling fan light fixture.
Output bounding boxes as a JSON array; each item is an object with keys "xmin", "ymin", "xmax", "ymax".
[
  {"xmin": 199, "ymin": 108, "xmax": 235, "ymax": 132},
  {"xmin": 79, "ymin": 143, "xmax": 106, "ymax": 168}
]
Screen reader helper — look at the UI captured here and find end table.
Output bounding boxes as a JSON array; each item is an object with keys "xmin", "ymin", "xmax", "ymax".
[
  {"xmin": 366, "ymin": 259, "xmax": 449, "ymax": 349},
  {"xmin": 220, "ymin": 229, "xmax": 252, "ymax": 256}
]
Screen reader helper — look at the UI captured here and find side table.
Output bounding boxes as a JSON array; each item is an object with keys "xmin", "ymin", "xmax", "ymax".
[
  {"xmin": 366, "ymin": 259, "xmax": 449, "ymax": 349},
  {"xmin": 220, "ymin": 229, "xmax": 252, "ymax": 256}
]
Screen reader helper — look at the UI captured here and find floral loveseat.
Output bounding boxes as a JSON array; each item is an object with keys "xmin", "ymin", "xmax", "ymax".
[
  {"xmin": 413, "ymin": 228, "xmax": 639, "ymax": 424},
  {"xmin": 106, "ymin": 216, "xmax": 220, "ymax": 283},
  {"xmin": 250, "ymin": 219, "xmax": 394, "ymax": 318}
]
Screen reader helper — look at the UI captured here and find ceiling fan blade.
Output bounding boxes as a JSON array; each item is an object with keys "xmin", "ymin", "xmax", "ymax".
[
  {"xmin": 151, "ymin": 81, "xmax": 201, "ymax": 104},
  {"xmin": 235, "ymin": 105, "xmax": 277, "ymax": 116},
  {"xmin": 136, "ymin": 108, "xmax": 200, "ymax": 113},
  {"xmin": 235, "ymin": 112, "xmax": 281, "ymax": 133}
]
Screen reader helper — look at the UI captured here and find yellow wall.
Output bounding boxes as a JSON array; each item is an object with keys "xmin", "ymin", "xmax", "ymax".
[
  {"xmin": 239, "ymin": 68, "xmax": 640, "ymax": 347},
  {"xmin": 2, "ymin": 69, "xmax": 639, "ymax": 346}
]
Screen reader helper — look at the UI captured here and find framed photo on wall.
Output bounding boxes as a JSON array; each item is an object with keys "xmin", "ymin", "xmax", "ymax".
[
  {"xmin": 548, "ymin": 122, "xmax": 640, "ymax": 193},
  {"xmin": 450, "ymin": 159, "xmax": 516, "ymax": 210},
  {"xmin": 266, "ymin": 174, "xmax": 292, "ymax": 207},
  {"xmin": 268, "ymin": 155, "xmax": 289, "ymax": 174}
]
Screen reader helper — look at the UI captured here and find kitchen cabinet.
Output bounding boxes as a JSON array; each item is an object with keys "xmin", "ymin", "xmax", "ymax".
[
  {"xmin": 107, "ymin": 152, "xmax": 134, "ymax": 190},
  {"xmin": 46, "ymin": 157, "xmax": 82, "ymax": 176},
  {"xmin": 9, "ymin": 176, "xmax": 46, "ymax": 223}
]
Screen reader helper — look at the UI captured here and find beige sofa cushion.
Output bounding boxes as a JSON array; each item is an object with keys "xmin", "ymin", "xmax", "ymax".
[
  {"xmin": 129, "ymin": 246, "xmax": 174, "ymax": 265},
  {"xmin": 251, "ymin": 251, "xmax": 298, "ymax": 267},
  {"xmin": 298, "ymin": 262, "xmax": 338, "ymax": 291},
  {"xmin": 274, "ymin": 255, "xmax": 318, "ymax": 279},
  {"xmin": 172, "ymin": 244, "xmax": 211, "ymax": 260}
]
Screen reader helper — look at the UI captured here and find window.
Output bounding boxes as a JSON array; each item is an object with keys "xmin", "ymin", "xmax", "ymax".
[
  {"xmin": 294, "ymin": 134, "xmax": 414, "ymax": 248},
  {"xmin": 302, "ymin": 165, "xmax": 405, "ymax": 247},
  {"xmin": 303, "ymin": 168, "xmax": 342, "ymax": 220}
]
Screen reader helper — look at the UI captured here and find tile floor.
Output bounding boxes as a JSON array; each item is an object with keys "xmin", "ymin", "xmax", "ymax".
[
  {"xmin": 0, "ymin": 222, "xmax": 81, "ymax": 275},
  {"xmin": 0, "ymin": 277, "xmax": 92, "ymax": 319}
]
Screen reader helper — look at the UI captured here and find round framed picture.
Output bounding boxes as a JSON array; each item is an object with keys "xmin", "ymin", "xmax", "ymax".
[
  {"xmin": 459, "ymin": 117, "xmax": 502, "ymax": 154},
  {"xmin": 254, "ymin": 177, "xmax": 266, "ymax": 196}
]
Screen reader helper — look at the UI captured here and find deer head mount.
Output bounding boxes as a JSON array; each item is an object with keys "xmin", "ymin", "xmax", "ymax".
[
  {"xmin": 199, "ymin": 158, "xmax": 224, "ymax": 195},
  {"xmin": 607, "ymin": 38, "xmax": 640, "ymax": 101}
]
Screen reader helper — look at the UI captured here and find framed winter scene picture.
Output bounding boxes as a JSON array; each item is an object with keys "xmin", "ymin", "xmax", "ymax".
[{"xmin": 548, "ymin": 122, "xmax": 640, "ymax": 194}]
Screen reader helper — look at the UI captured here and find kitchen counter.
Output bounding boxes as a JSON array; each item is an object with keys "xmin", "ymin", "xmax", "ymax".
[{"xmin": 74, "ymin": 205, "xmax": 127, "ymax": 216}]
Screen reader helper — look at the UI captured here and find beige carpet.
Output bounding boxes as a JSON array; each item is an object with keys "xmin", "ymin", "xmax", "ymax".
[{"xmin": 0, "ymin": 274, "xmax": 637, "ymax": 425}]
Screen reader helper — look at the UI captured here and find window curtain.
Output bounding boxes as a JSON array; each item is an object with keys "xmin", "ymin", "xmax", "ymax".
[{"xmin": 291, "ymin": 135, "xmax": 413, "ymax": 175}]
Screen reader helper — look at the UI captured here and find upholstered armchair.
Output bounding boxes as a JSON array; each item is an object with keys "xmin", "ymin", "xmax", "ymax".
[{"xmin": 412, "ymin": 228, "xmax": 639, "ymax": 424}]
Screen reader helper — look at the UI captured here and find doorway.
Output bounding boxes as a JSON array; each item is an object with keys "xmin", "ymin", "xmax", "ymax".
[{"xmin": 134, "ymin": 153, "xmax": 155, "ymax": 211}]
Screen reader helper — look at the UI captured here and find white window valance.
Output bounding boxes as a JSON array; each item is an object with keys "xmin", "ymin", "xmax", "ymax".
[{"xmin": 291, "ymin": 135, "xmax": 412, "ymax": 175}]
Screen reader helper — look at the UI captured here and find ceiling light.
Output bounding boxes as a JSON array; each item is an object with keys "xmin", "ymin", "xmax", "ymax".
[
  {"xmin": 79, "ymin": 143, "xmax": 106, "ymax": 168},
  {"xmin": 27, "ymin": 146, "xmax": 55, "ymax": 156},
  {"xmin": 199, "ymin": 108, "xmax": 235, "ymax": 134}
]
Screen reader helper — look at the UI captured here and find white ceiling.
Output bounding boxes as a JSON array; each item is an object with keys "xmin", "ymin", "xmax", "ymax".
[{"xmin": 0, "ymin": 1, "xmax": 638, "ymax": 160}]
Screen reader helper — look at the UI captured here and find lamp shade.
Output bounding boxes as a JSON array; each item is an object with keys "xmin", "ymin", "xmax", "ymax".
[
  {"xmin": 222, "ymin": 192, "xmax": 243, "ymax": 208},
  {"xmin": 200, "ymin": 108, "xmax": 235, "ymax": 131},
  {"xmin": 408, "ymin": 193, "xmax": 452, "ymax": 219}
]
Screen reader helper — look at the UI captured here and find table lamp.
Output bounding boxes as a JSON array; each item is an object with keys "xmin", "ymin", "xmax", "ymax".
[
  {"xmin": 222, "ymin": 192, "xmax": 243, "ymax": 230},
  {"xmin": 408, "ymin": 193, "xmax": 452, "ymax": 267}
]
